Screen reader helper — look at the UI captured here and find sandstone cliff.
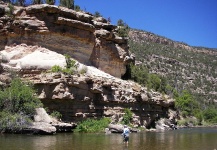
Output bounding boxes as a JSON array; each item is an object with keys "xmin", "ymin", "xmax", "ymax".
[
  {"xmin": 0, "ymin": 3, "xmax": 177, "ymax": 129},
  {"xmin": 0, "ymin": 3, "xmax": 134, "ymax": 78},
  {"xmin": 25, "ymin": 72, "xmax": 176, "ymax": 128}
]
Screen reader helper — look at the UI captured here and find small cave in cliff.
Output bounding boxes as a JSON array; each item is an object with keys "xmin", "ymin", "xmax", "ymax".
[
  {"xmin": 121, "ymin": 64, "xmax": 131, "ymax": 80},
  {"xmin": 146, "ymin": 120, "xmax": 156, "ymax": 129}
]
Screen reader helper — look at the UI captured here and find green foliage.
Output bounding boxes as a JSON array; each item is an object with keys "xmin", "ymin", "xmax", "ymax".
[
  {"xmin": 32, "ymin": 0, "xmax": 43, "ymax": 4},
  {"xmin": 117, "ymin": 26, "xmax": 129, "ymax": 37},
  {"xmin": 60, "ymin": 0, "xmax": 74, "ymax": 9},
  {"xmin": 129, "ymin": 63, "xmax": 171, "ymax": 94},
  {"xmin": 148, "ymin": 73, "xmax": 161, "ymax": 91},
  {"xmin": 116, "ymin": 19, "xmax": 130, "ymax": 37},
  {"xmin": 177, "ymin": 117, "xmax": 199, "ymax": 126},
  {"xmin": 122, "ymin": 108, "xmax": 133, "ymax": 125},
  {"xmin": 0, "ymin": 78, "xmax": 42, "ymax": 132},
  {"xmin": 50, "ymin": 54, "xmax": 77, "ymax": 75},
  {"xmin": 50, "ymin": 110, "xmax": 62, "ymax": 120},
  {"xmin": 0, "ymin": 78, "xmax": 43, "ymax": 116},
  {"xmin": 75, "ymin": 118, "xmax": 111, "ymax": 133},
  {"xmin": 51, "ymin": 65, "xmax": 62, "ymax": 73},
  {"xmin": 6, "ymin": 3, "xmax": 14, "ymax": 17},
  {"xmin": 175, "ymin": 90, "xmax": 199, "ymax": 117},
  {"xmin": 203, "ymin": 107, "xmax": 217, "ymax": 124},
  {"xmin": 0, "ymin": 111, "xmax": 32, "ymax": 132},
  {"xmin": 64, "ymin": 54, "xmax": 76, "ymax": 69},
  {"xmin": 128, "ymin": 36, "xmax": 217, "ymax": 113},
  {"xmin": 117, "ymin": 19, "xmax": 125, "ymax": 26},
  {"xmin": 45, "ymin": 0, "xmax": 55, "ymax": 5},
  {"xmin": 74, "ymin": 5, "xmax": 80, "ymax": 11},
  {"xmin": 130, "ymin": 63, "xmax": 149, "ymax": 86},
  {"xmin": 94, "ymin": 11, "xmax": 101, "ymax": 18}
]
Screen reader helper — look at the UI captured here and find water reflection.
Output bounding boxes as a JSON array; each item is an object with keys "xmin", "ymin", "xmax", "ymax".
[{"xmin": 0, "ymin": 128, "xmax": 217, "ymax": 150}]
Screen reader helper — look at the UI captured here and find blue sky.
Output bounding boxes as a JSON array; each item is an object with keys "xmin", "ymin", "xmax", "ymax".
[{"xmin": 74, "ymin": 0, "xmax": 217, "ymax": 48}]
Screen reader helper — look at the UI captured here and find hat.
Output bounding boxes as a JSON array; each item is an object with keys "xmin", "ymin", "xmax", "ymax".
[{"xmin": 124, "ymin": 125, "xmax": 127, "ymax": 128}]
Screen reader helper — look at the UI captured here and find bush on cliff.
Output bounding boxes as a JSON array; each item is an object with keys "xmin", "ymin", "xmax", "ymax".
[
  {"xmin": 129, "ymin": 63, "xmax": 170, "ymax": 94},
  {"xmin": 117, "ymin": 19, "xmax": 130, "ymax": 37},
  {"xmin": 50, "ymin": 54, "xmax": 78, "ymax": 75},
  {"xmin": 122, "ymin": 108, "xmax": 133, "ymax": 125},
  {"xmin": 0, "ymin": 78, "xmax": 43, "ymax": 132}
]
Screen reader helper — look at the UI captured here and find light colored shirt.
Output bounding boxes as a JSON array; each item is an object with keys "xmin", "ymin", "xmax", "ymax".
[{"xmin": 123, "ymin": 127, "xmax": 130, "ymax": 136}]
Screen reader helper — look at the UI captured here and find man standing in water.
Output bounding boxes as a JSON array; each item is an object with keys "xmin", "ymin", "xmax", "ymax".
[{"xmin": 122, "ymin": 125, "xmax": 130, "ymax": 146}]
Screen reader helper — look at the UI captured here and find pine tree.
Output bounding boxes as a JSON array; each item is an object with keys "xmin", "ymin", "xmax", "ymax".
[{"xmin": 60, "ymin": 0, "xmax": 74, "ymax": 9}]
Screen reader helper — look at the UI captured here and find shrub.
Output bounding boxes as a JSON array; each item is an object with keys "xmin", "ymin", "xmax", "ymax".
[
  {"xmin": 0, "ymin": 111, "xmax": 32, "ymax": 132},
  {"xmin": 0, "ymin": 78, "xmax": 42, "ymax": 132},
  {"xmin": 130, "ymin": 63, "xmax": 149, "ymax": 86},
  {"xmin": 75, "ymin": 118, "xmax": 111, "ymax": 133},
  {"xmin": 122, "ymin": 108, "xmax": 133, "ymax": 125},
  {"xmin": 175, "ymin": 90, "xmax": 199, "ymax": 117},
  {"xmin": 117, "ymin": 26, "xmax": 129, "ymax": 37},
  {"xmin": 50, "ymin": 110, "xmax": 62, "ymax": 120},
  {"xmin": 147, "ymin": 74, "xmax": 161, "ymax": 91},
  {"xmin": 50, "ymin": 54, "xmax": 77, "ymax": 75},
  {"xmin": 203, "ymin": 107, "xmax": 217, "ymax": 123},
  {"xmin": 60, "ymin": 0, "xmax": 74, "ymax": 9},
  {"xmin": 51, "ymin": 65, "xmax": 62, "ymax": 73},
  {"xmin": 94, "ymin": 11, "xmax": 102, "ymax": 18},
  {"xmin": 0, "ymin": 78, "xmax": 43, "ymax": 116},
  {"xmin": 45, "ymin": 0, "xmax": 55, "ymax": 5},
  {"xmin": 74, "ymin": 5, "xmax": 80, "ymax": 11},
  {"xmin": 6, "ymin": 3, "xmax": 14, "ymax": 17},
  {"xmin": 116, "ymin": 19, "xmax": 130, "ymax": 37}
]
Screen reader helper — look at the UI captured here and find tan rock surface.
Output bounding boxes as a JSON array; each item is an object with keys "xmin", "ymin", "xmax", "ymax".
[{"xmin": 0, "ymin": 3, "xmax": 134, "ymax": 78}]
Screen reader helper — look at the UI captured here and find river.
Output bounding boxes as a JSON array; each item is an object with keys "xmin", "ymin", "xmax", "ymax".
[{"xmin": 0, "ymin": 127, "xmax": 217, "ymax": 150}]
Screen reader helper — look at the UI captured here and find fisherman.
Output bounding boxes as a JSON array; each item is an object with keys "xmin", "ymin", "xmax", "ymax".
[{"xmin": 122, "ymin": 125, "xmax": 130, "ymax": 146}]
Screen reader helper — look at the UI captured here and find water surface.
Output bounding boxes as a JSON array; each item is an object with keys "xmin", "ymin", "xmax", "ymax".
[{"xmin": 0, "ymin": 127, "xmax": 217, "ymax": 150}]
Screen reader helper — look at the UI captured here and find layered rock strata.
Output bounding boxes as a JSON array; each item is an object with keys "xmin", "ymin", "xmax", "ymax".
[
  {"xmin": 0, "ymin": 3, "xmax": 177, "ymax": 129},
  {"xmin": 24, "ymin": 72, "xmax": 176, "ymax": 128},
  {"xmin": 0, "ymin": 3, "xmax": 134, "ymax": 78}
]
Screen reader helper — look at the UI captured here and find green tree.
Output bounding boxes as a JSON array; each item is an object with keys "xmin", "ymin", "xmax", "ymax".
[
  {"xmin": 175, "ymin": 90, "xmax": 199, "ymax": 117},
  {"xmin": 117, "ymin": 19, "xmax": 125, "ymax": 26},
  {"xmin": 148, "ymin": 74, "xmax": 161, "ymax": 91},
  {"xmin": 0, "ymin": 78, "xmax": 42, "ymax": 116},
  {"xmin": 203, "ymin": 107, "xmax": 217, "ymax": 123},
  {"xmin": 130, "ymin": 64, "xmax": 149, "ymax": 86},
  {"xmin": 116, "ymin": 19, "xmax": 130, "ymax": 37},
  {"xmin": 74, "ymin": 5, "xmax": 80, "ymax": 11},
  {"xmin": 122, "ymin": 108, "xmax": 133, "ymax": 125},
  {"xmin": 0, "ymin": 78, "xmax": 43, "ymax": 132},
  {"xmin": 32, "ymin": 0, "xmax": 43, "ymax": 4},
  {"xmin": 45, "ymin": 0, "xmax": 55, "ymax": 5},
  {"xmin": 60, "ymin": 0, "xmax": 74, "ymax": 9},
  {"xmin": 94, "ymin": 11, "xmax": 101, "ymax": 18}
]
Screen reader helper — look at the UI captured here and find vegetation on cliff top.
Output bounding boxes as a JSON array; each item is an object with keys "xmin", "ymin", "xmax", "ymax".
[{"xmin": 128, "ymin": 32, "xmax": 217, "ymax": 125}]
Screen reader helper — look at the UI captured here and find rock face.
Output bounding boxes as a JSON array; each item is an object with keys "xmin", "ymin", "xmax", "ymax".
[
  {"xmin": 0, "ymin": 4, "xmax": 134, "ymax": 78},
  {"xmin": 0, "ymin": 3, "xmax": 178, "ymax": 130},
  {"xmin": 24, "ymin": 72, "xmax": 177, "ymax": 128},
  {"xmin": 26, "ymin": 108, "xmax": 76, "ymax": 134},
  {"xmin": 129, "ymin": 29, "xmax": 217, "ymax": 55}
]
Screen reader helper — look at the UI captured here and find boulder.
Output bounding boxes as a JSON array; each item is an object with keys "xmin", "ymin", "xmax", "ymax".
[
  {"xmin": 24, "ymin": 108, "xmax": 75, "ymax": 134},
  {"xmin": 108, "ymin": 124, "xmax": 124, "ymax": 133}
]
